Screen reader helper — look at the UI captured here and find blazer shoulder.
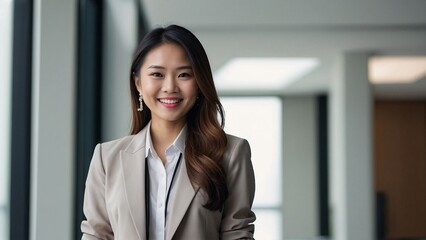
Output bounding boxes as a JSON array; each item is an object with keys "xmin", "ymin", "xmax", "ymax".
[
  {"xmin": 92, "ymin": 134, "xmax": 140, "ymax": 167},
  {"xmin": 99, "ymin": 135, "xmax": 135, "ymax": 154},
  {"xmin": 225, "ymin": 133, "xmax": 250, "ymax": 151},
  {"xmin": 223, "ymin": 134, "xmax": 251, "ymax": 167}
]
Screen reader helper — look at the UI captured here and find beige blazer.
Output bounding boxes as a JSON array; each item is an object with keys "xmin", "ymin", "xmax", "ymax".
[{"xmin": 81, "ymin": 126, "xmax": 256, "ymax": 240}]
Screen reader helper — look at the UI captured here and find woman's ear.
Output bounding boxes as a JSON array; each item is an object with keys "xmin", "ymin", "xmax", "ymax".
[{"xmin": 133, "ymin": 72, "xmax": 142, "ymax": 92}]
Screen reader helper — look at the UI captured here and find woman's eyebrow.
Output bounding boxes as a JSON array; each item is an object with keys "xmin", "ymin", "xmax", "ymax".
[
  {"xmin": 176, "ymin": 66, "xmax": 193, "ymax": 70},
  {"xmin": 147, "ymin": 65, "xmax": 165, "ymax": 69},
  {"xmin": 147, "ymin": 65, "xmax": 193, "ymax": 70}
]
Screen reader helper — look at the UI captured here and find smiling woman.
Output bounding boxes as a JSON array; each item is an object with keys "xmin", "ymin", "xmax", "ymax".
[{"xmin": 81, "ymin": 25, "xmax": 256, "ymax": 240}]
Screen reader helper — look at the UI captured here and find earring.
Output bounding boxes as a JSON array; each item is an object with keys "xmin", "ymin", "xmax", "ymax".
[{"xmin": 137, "ymin": 92, "xmax": 143, "ymax": 112}]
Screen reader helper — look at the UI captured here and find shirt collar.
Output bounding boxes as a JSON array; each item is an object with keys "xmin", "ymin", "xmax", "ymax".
[{"xmin": 145, "ymin": 121, "xmax": 186, "ymax": 159}]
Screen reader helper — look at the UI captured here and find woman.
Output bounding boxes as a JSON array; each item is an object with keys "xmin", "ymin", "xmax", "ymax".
[{"xmin": 81, "ymin": 25, "xmax": 256, "ymax": 240}]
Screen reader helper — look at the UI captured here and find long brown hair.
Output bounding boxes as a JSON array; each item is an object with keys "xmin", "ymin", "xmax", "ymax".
[{"xmin": 129, "ymin": 25, "xmax": 228, "ymax": 211}]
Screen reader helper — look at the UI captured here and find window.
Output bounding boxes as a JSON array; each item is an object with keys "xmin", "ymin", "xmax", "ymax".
[{"xmin": 221, "ymin": 97, "xmax": 282, "ymax": 240}]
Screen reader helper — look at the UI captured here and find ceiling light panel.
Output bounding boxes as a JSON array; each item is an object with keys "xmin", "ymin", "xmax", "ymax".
[
  {"xmin": 369, "ymin": 56, "xmax": 426, "ymax": 84},
  {"xmin": 214, "ymin": 58, "xmax": 319, "ymax": 91}
]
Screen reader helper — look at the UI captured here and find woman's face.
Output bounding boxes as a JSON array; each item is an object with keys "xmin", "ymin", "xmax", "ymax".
[{"xmin": 135, "ymin": 43, "xmax": 198, "ymax": 127}]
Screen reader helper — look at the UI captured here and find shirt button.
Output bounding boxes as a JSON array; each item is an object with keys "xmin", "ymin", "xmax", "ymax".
[{"xmin": 158, "ymin": 203, "xmax": 163, "ymax": 208}]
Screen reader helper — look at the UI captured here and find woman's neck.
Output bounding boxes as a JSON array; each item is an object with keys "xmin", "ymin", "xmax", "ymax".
[{"xmin": 150, "ymin": 120, "xmax": 185, "ymax": 163}]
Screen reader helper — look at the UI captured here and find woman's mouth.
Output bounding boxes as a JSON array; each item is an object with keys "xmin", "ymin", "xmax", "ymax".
[
  {"xmin": 158, "ymin": 98, "xmax": 183, "ymax": 107},
  {"xmin": 158, "ymin": 98, "xmax": 182, "ymax": 104}
]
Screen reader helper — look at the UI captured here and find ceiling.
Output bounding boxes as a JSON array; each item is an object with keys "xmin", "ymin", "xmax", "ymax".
[{"xmin": 141, "ymin": 0, "xmax": 426, "ymax": 99}]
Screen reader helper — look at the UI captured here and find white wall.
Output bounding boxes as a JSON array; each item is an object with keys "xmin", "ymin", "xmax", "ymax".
[
  {"xmin": 102, "ymin": 0, "xmax": 138, "ymax": 141},
  {"xmin": 0, "ymin": 0, "xmax": 14, "ymax": 239},
  {"xmin": 31, "ymin": 0, "xmax": 76, "ymax": 239}
]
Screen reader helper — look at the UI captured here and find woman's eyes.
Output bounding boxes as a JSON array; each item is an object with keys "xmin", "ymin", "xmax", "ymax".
[
  {"xmin": 150, "ymin": 72, "xmax": 163, "ymax": 78},
  {"xmin": 148, "ymin": 72, "xmax": 193, "ymax": 79},
  {"xmin": 178, "ymin": 72, "xmax": 192, "ymax": 78}
]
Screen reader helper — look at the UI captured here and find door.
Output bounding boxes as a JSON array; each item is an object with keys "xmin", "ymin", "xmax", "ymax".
[{"xmin": 374, "ymin": 101, "xmax": 426, "ymax": 239}]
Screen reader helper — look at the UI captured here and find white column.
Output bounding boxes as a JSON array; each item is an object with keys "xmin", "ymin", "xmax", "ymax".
[
  {"xmin": 31, "ymin": 0, "xmax": 76, "ymax": 239},
  {"xmin": 329, "ymin": 52, "xmax": 374, "ymax": 240},
  {"xmin": 282, "ymin": 97, "xmax": 318, "ymax": 239},
  {"xmin": 0, "ymin": 1, "xmax": 14, "ymax": 239},
  {"xmin": 102, "ymin": 0, "xmax": 138, "ymax": 141}
]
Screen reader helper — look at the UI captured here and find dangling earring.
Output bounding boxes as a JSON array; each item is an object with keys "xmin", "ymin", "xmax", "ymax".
[{"xmin": 137, "ymin": 92, "xmax": 143, "ymax": 112}]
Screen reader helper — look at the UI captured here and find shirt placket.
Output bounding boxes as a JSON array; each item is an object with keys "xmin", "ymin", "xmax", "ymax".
[{"xmin": 155, "ymin": 161, "xmax": 166, "ymax": 239}]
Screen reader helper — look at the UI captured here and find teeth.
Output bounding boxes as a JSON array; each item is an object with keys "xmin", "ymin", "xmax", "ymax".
[{"xmin": 159, "ymin": 99, "xmax": 180, "ymax": 104}]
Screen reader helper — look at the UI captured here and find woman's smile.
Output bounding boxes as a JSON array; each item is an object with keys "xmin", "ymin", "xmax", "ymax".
[{"xmin": 158, "ymin": 97, "xmax": 183, "ymax": 108}]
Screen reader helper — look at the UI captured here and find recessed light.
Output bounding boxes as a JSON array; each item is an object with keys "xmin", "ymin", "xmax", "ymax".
[
  {"xmin": 214, "ymin": 58, "xmax": 319, "ymax": 91},
  {"xmin": 369, "ymin": 56, "xmax": 426, "ymax": 84}
]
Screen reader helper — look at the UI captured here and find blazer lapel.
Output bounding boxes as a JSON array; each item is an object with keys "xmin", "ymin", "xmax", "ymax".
[
  {"xmin": 166, "ymin": 157, "xmax": 199, "ymax": 240},
  {"xmin": 120, "ymin": 128, "xmax": 148, "ymax": 240}
]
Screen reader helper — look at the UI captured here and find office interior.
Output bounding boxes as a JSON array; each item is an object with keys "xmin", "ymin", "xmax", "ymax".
[{"xmin": 1, "ymin": 0, "xmax": 426, "ymax": 239}]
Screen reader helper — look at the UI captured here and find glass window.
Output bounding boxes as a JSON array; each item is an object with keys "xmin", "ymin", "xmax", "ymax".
[
  {"xmin": 0, "ymin": 0, "xmax": 14, "ymax": 239},
  {"xmin": 221, "ymin": 97, "xmax": 282, "ymax": 239}
]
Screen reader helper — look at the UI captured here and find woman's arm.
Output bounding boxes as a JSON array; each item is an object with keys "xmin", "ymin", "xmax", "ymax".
[
  {"xmin": 81, "ymin": 144, "xmax": 114, "ymax": 240},
  {"xmin": 220, "ymin": 138, "xmax": 256, "ymax": 240}
]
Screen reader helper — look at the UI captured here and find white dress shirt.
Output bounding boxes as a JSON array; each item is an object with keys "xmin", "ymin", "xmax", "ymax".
[{"xmin": 145, "ymin": 123, "xmax": 186, "ymax": 240}]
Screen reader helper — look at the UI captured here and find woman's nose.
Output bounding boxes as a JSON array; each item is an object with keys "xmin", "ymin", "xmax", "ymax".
[{"xmin": 162, "ymin": 75, "xmax": 178, "ymax": 93}]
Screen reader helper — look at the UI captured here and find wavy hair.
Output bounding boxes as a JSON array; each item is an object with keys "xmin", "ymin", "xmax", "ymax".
[{"xmin": 129, "ymin": 25, "xmax": 228, "ymax": 211}]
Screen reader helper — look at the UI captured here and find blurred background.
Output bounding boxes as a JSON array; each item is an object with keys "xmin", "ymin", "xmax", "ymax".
[{"xmin": 1, "ymin": 0, "xmax": 426, "ymax": 239}]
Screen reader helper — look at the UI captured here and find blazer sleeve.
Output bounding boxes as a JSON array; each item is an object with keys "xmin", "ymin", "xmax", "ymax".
[
  {"xmin": 81, "ymin": 144, "xmax": 114, "ymax": 240},
  {"xmin": 220, "ymin": 138, "xmax": 256, "ymax": 240}
]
